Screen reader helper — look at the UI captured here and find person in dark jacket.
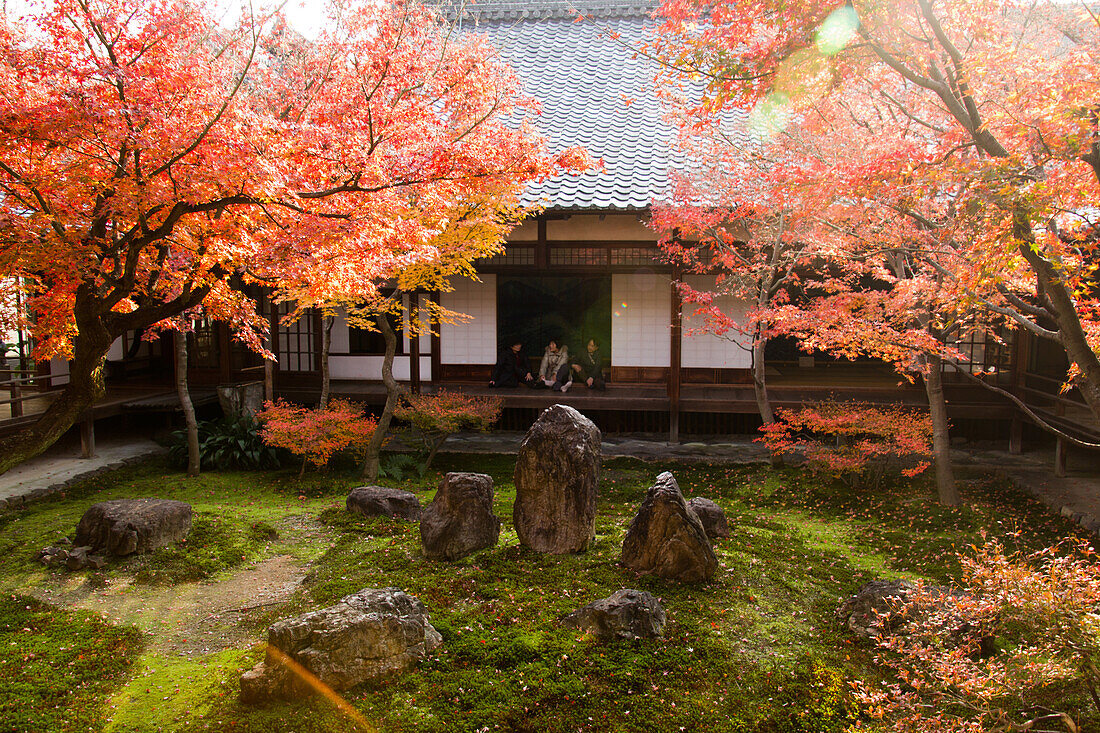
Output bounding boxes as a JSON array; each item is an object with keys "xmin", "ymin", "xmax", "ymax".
[
  {"xmin": 489, "ymin": 340, "xmax": 535, "ymax": 388},
  {"xmin": 569, "ymin": 337, "xmax": 606, "ymax": 390}
]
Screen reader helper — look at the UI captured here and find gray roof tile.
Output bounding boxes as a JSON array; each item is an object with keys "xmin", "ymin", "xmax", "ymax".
[{"xmin": 462, "ymin": 2, "xmax": 671, "ymax": 211}]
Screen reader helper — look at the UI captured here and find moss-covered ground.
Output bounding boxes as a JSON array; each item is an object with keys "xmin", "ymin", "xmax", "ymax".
[{"xmin": 0, "ymin": 453, "xmax": 1087, "ymax": 732}]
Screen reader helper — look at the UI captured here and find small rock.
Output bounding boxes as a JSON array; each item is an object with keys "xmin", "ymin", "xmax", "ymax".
[
  {"xmin": 837, "ymin": 579, "xmax": 916, "ymax": 639},
  {"xmin": 239, "ymin": 587, "xmax": 441, "ymax": 703},
  {"xmin": 74, "ymin": 499, "xmax": 192, "ymax": 556},
  {"xmin": 37, "ymin": 546, "xmax": 67, "ymax": 567},
  {"xmin": 621, "ymin": 472, "xmax": 718, "ymax": 582},
  {"xmin": 561, "ymin": 589, "xmax": 666, "ymax": 642},
  {"xmin": 347, "ymin": 486, "xmax": 421, "ymax": 521},
  {"xmin": 687, "ymin": 498, "xmax": 730, "ymax": 540},
  {"xmin": 420, "ymin": 473, "xmax": 500, "ymax": 561},
  {"xmin": 65, "ymin": 546, "xmax": 92, "ymax": 571},
  {"xmin": 85, "ymin": 555, "xmax": 106, "ymax": 570}
]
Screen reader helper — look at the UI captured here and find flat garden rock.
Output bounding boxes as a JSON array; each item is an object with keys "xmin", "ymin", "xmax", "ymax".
[
  {"xmin": 837, "ymin": 579, "xmax": 916, "ymax": 639},
  {"xmin": 687, "ymin": 497, "xmax": 731, "ymax": 540},
  {"xmin": 513, "ymin": 404, "xmax": 601, "ymax": 554},
  {"xmin": 622, "ymin": 472, "xmax": 717, "ymax": 582},
  {"xmin": 561, "ymin": 589, "xmax": 666, "ymax": 642},
  {"xmin": 73, "ymin": 498, "xmax": 192, "ymax": 556},
  {"xmin": 420, "ymin": 472, "xmax": 500, "ymax": 561},
  {"xmin": 347, "ymin": 486, "xmax": 420, "ymax": 521},
  {"xmin": 240, "ymin": 587, "xmax": 441, "ymax": 703}
]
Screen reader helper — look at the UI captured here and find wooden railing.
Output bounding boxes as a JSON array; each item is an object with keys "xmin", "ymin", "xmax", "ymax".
[{"xmin": 0, "ymin": 368, "xmax": 68, "ymax": 420}]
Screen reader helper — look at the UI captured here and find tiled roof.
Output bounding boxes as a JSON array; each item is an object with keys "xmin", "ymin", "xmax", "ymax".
[{"xmin": 457, "ymin": 1, "xmax": 671, "ymax": 211}]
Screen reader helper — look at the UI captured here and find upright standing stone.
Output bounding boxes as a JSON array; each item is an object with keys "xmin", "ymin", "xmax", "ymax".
[
  {"xmin": 622, "ymin": 472, "xmax": 717, "ymax": 582},
  {"xmin": 419, "ymin": 472, "xmax": 500, "ymax": 560},
  {"xmin": 74, "ymin": 499, "xmax": 192, "ymax": 556},
  {"xmin": 513, "ymin": 404, "xmax": 601, "ymax": 554}
]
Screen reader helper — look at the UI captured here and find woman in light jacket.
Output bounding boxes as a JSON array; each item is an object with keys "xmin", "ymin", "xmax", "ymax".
[{"xmin": 538, "ymin": 339, "xmax": 570, "ymax": 388}]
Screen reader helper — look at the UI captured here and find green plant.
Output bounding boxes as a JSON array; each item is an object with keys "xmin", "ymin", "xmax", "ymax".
[
  {"xmin": 394, "ymin": 390, "xmax": 502, "ymax": 471},
  {"xmin": 378, "ymin": 452, "xmax": 426, "ymax": 481},
  {"xmin": 168, "ymin": 415, "xmax": 283, "ymax": 472}
]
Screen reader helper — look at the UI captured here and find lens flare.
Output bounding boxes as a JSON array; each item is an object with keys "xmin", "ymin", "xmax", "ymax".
[{"xmin": 816, "ymin": 5, "xmax": 859, "ymax": 56}]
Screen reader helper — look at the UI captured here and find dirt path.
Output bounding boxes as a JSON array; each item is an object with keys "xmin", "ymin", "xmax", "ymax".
[{"xmin": 30, "ymin": 515, "xmax": 337, "ymax": 656}]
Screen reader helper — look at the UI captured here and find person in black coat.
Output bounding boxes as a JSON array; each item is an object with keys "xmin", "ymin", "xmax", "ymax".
[
  {"xmin": 569, "ymin": 337, "xmax": 606, "ymax": 390},
  {"xmin": 489, "ymin": 340, "xmax": 535, "ymax": 388}
]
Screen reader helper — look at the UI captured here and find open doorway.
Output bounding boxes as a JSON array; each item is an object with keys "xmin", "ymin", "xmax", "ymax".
[{"xmin": 497, "ymin": 276, "xmax": 611, "ymax": 357}]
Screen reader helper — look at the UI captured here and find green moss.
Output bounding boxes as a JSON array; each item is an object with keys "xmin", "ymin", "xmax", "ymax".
[
  {"xmin": 0, "ymin": 454, "xmax": 1090, "ymax": 732},
  {"xmin": 0, "ymin": 594, "xmax": 144, "ymax": 733}
]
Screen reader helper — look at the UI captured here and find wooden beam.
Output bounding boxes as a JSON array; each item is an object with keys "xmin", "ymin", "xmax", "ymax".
[
  {"xmin": 430, "ymin": 291, "xmax": 442, "ymax": 384},
  {"xmin": 1055, "ymin": 436, "xmax": 1068, "ymax": 478},
  {"xmin": 410, "ymin": 292, "xmax": 421, "ymax": 394},
  {"xmin": 669, "ymin": 266, "xmax": 682, "ymax": 443},
  {"xmin": 80, "ymin": 414, "xmax": 95, "ymax": 458},
  {"xmin": 1009, "ymin": 414, "xmax": 1023, "ymax": 455}
]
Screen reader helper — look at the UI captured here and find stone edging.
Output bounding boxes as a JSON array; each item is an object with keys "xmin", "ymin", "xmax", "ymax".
[{"xmin": 0, "ymin": 451, "xmax": 164, "ymax": 513}]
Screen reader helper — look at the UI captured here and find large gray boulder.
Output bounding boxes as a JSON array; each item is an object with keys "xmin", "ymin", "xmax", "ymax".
[
  {"xmin": 687, "ymin": 497, "xmax": 731, "ymax": 540},
  {"xmin": 621, "ymin": 472, "xmax": 718, "ymax": 582},
  {"xmin": 561, "ymin": 589, "xmax": 666, "ymax": 642},
  {"xmin": 513, "ymin": 404, "xmax": 601, "ymax": 554},
  {"xmin": 240, "ymin": 587, "xmax": 441, "ymax": 703},
  {"xmin": 347, "ymin": 486, "xmax": 420, "ymax": 521},
  {"xmin": 420, "ymin": 472, "xmax": 500, "ymax": 560},
  {"xmin": 73, "ymin": 499, "xmax": 192, "ymax": 556}
]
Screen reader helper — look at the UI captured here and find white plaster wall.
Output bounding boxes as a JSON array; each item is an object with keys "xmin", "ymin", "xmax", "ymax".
[
  {"xmin": 49, "ymin": 356, "xmax": 70, "ymax": 385},
  {"xmin": 547, "ymin": 214, "xmax": 653, "ymax": 241},
  {"xmin": 680, "ymin": 275, "xmax": 753, "ymax": 369},
  {"xmin": 441, "ymin": 275, "xmax": 497, "ymax": 364},
  {"xmin": 106, "ymin": 338, "xmax": 124, "ymax": 361},
  {"xmin": 329, "ymin": 355, "xmax": 432, "ymax": 381},
  {"xmin": 611, "ymin": 272, "xmax": 670, "ymax": 367}
]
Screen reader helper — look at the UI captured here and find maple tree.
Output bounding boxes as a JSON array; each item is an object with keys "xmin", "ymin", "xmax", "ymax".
[
  {"xmin": 395, "ymin": 388, "xmax": 502, "ymax": 471},
  {"xmin": 0, "ymin": 0, "xmax": 586, "ymax": 473},
  {"xmin": 651, "ymin": 0, "xmax": 1100, "ymax": 504},
  {"xmin": 858, "ymin": 538, "xmax": 1100, "ymax": 731},
  {"xmin": 759, "ymin": 401, "xmax": 932, "ymax": 489},
  {"xmin": 257, "ymin": 398, "xmax": 375, "ymax": 476}
]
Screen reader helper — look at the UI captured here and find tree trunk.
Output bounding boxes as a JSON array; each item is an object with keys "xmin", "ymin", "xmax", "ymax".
[
  {"xmin": 319, "ymin": 315, "xmax": 334, "ymax": 408},
  {"xmin": 921, "ymin": 353, "xmax": 960, "ymax": 506},
  {"xmin": 362, "ymin": 310, "xmax": 404, "ymax": 481},
  {"xmin": 0, "ymin": 299, "xmax": 113, "ymax": 474},
  {"xmin": 752, "ymin": 330, "xmax": 783, "ymax": 468},
  {"xmin": 174, "ymin": 331, "xmax": 201, "ymax": 477}
]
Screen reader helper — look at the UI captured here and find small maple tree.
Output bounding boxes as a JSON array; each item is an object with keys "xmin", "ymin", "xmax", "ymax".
[
  {"xmin": 257, "ymin": 399, "xmax": 375, "ymax": 476},
  {"xmin": 394, "ymin": 389, "xmax": 502, "ymax": 471},
  {"xmin": 759, "ymin": 402, "xmax": 933, "ymax": 489},
  {"xmin": 0, "ymin": 0, "xmax": 586, "ymax": 473},
  {"xmin": 858, "ymin": 538, "xmax": 1100, "ymax": 732}
]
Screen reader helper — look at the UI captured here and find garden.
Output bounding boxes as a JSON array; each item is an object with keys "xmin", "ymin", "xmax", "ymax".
[{"xmin": 1, "ymin": 403, "xmax": 1096, "ymax": 732}]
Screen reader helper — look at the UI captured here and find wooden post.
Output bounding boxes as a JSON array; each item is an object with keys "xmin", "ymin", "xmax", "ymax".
[
  {"xmin": 10, "ymin": 380, "xmax": 21, "ymax": 418},
  {"xmin": 429, "ymin": 291, "xmax": 442, "ymax": 386},
  {"xmin": 668, "ymin": 268, "xmax": 682, "ymax": 443},
  {"xmin": 410, "ymin": 292, "xmax": 421, "ymax": 394},
  {"xmin": 1008, "ymin": 414, "xmax": 1023, "ymax": 455},
  {"xmin": 265, "ymin": 300, "xmax": 278, "ymax": 401},
  {"xmin": 80, "ymin": 414, "xmax": 95, "ymax": 458},
  {"xmin": 1055, "ymin": 436, "xmax": 1068, "ymax": 478}
]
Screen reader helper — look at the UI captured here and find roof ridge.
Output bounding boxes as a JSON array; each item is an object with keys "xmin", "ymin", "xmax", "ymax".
[{"xmin": 436, "ymin": 0, "xmax": 658, "ymax": 23}]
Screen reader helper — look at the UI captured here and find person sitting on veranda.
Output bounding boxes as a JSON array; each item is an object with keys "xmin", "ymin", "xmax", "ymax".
[
  {"xmin": 489, "ymin": 339, "xmax": 535, "ymax": 388},
  {"xmin": 537, "ymin": 339, "xmax": 570, "ymax": 388},
  {"xmin": 567, "ymin": 337, "xmax": 606, "ymax": 391}
]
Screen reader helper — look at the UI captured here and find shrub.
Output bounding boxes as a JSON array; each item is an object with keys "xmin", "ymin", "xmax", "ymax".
[
  {"xmin": 394, "ymin": 389, "xmax": 502, "ymax": 470},
  {"xmin": 257, "ymin": 398, "xmax": 376, "ymax": 475},
  {"xmin": 167, "ymin": 414, "xmax": 283, "ymax": 471},
  {"xmin": 858, "ymin": 538, "xmax": 1100, "ymax": 732},
  {"xmin": 759, "ymin": 402, "xmax": 933, "ymax": 488}
]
